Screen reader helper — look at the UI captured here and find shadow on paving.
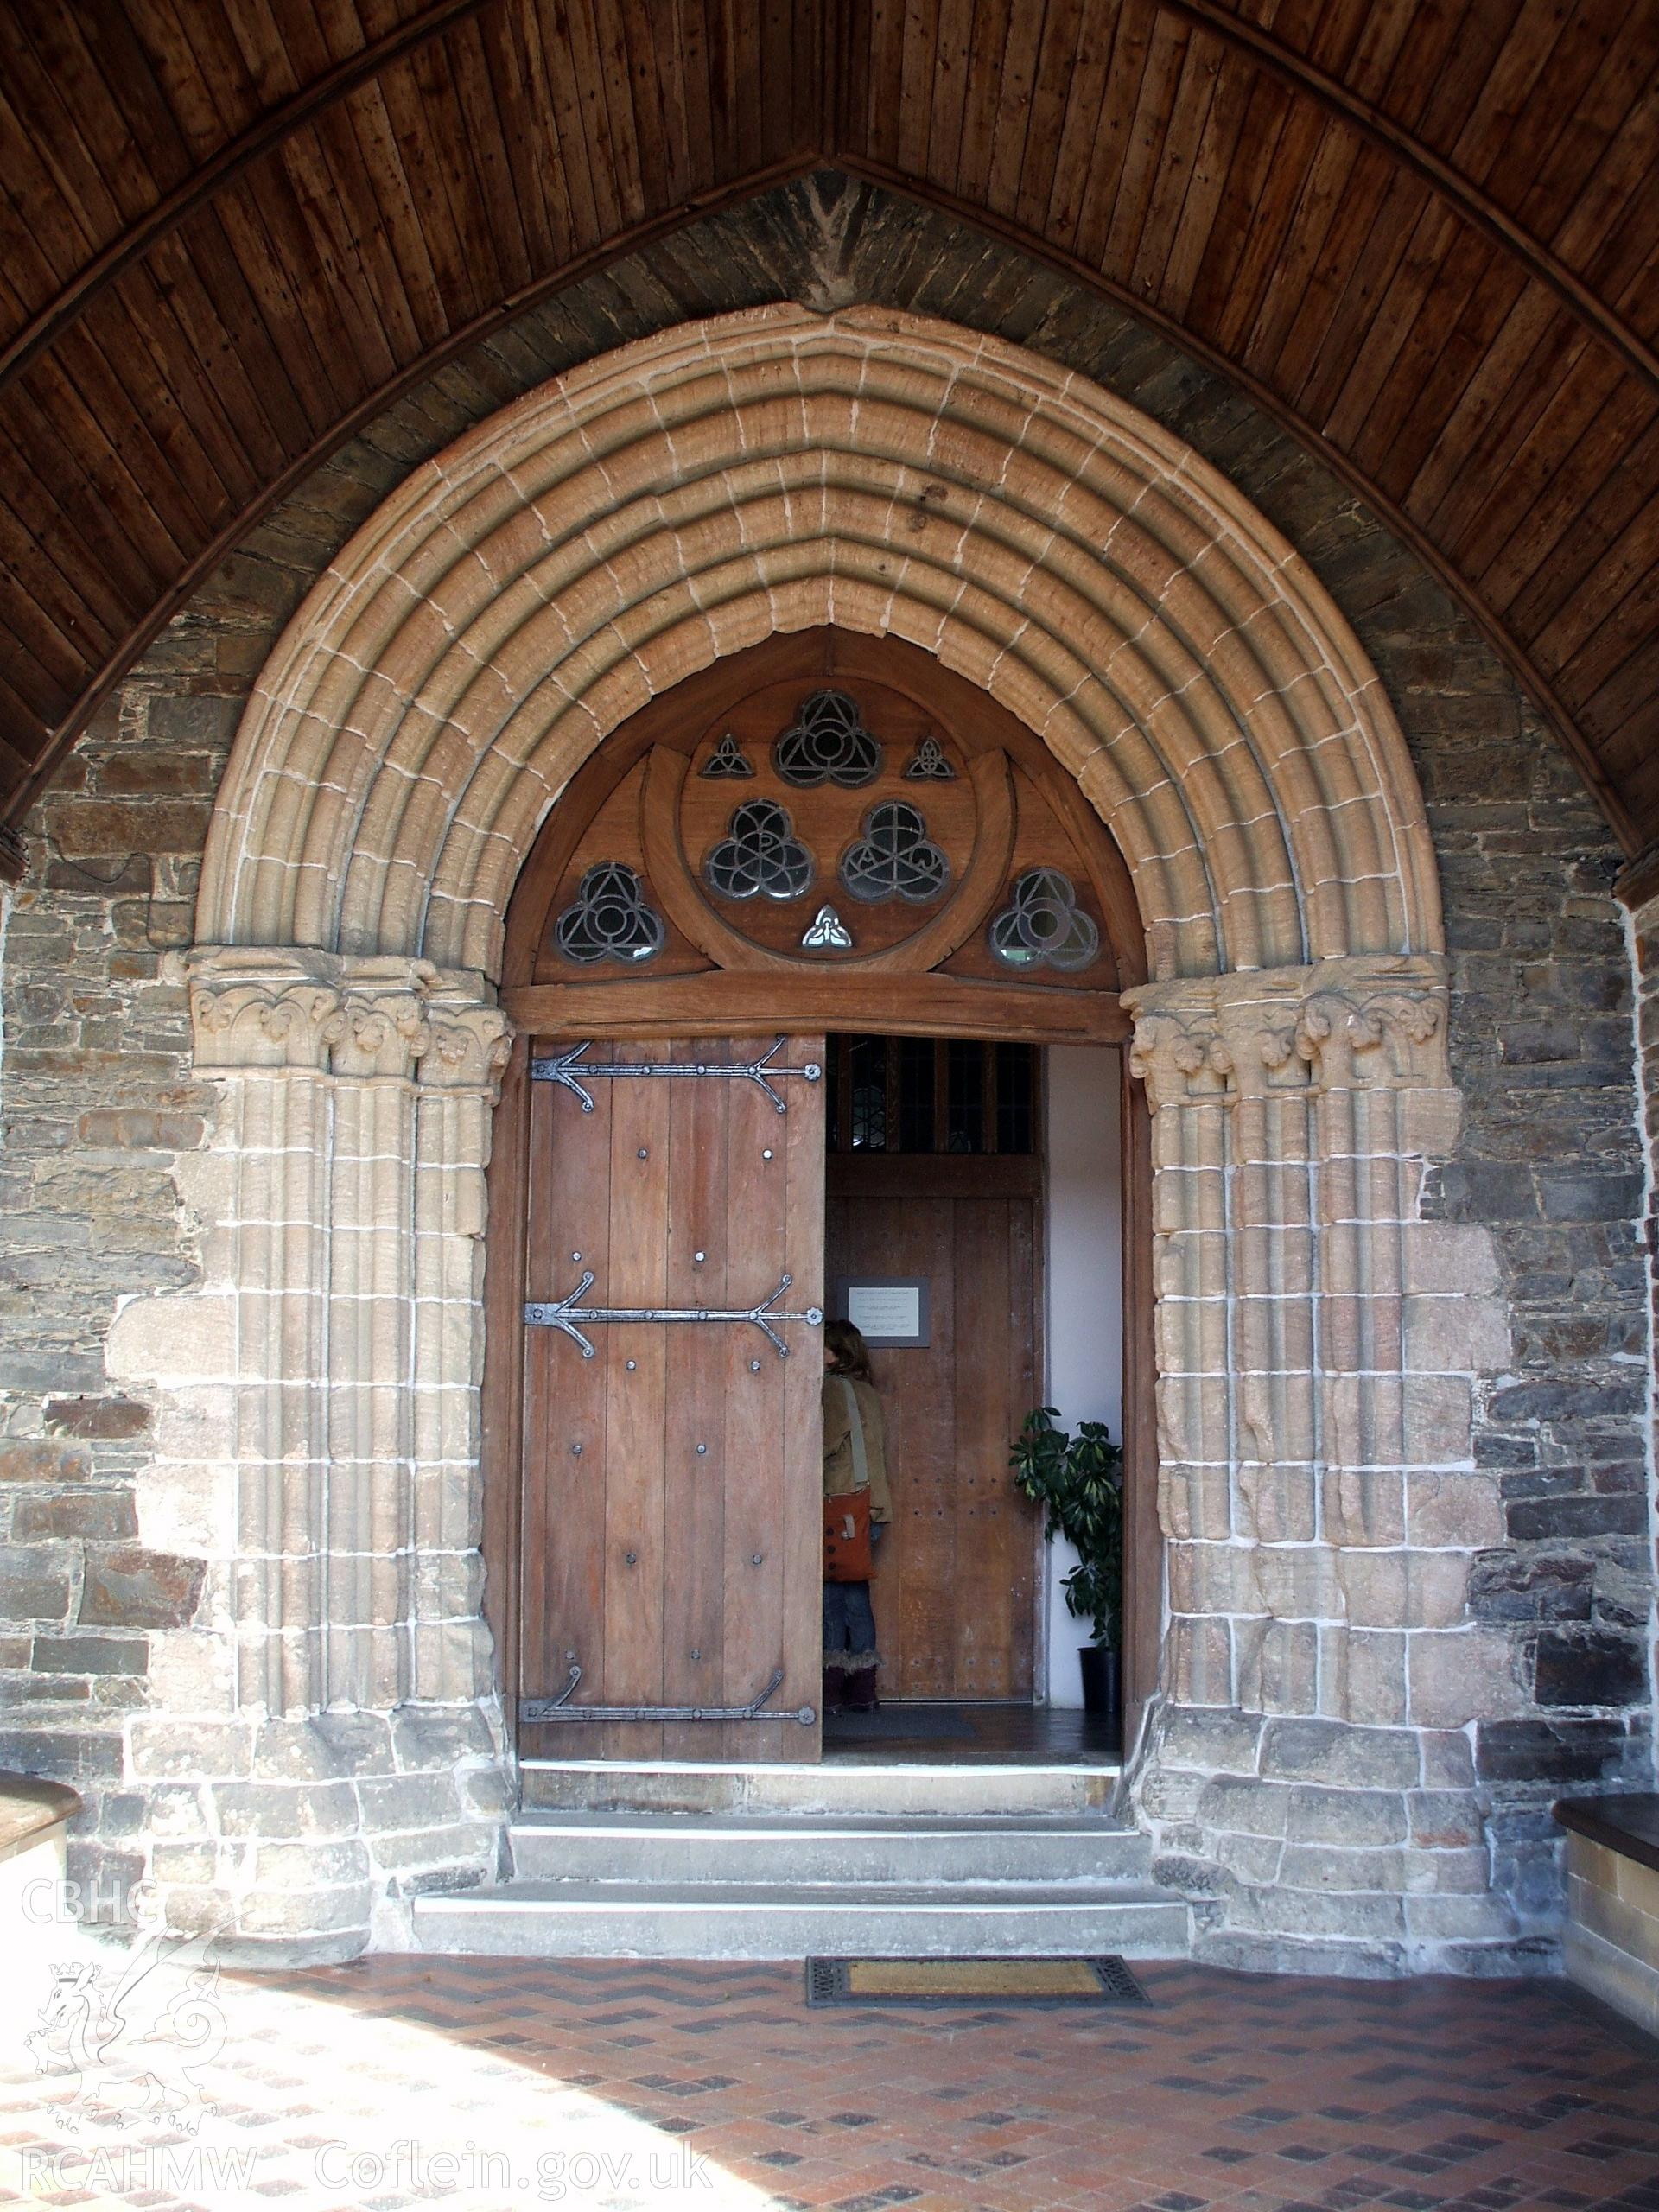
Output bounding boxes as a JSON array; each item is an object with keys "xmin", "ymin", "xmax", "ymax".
[{"xmin": 7, "ymin": 1947, "xmax": 1659, "ymax": 2210}]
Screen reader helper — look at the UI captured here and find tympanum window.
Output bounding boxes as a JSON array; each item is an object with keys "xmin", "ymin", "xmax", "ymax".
[
  {"xmin": 516, "ymin": 645, "xmax": 1128, "ymax": 1037},
  {"xmin": 772, "ymin": 689, "xmax": 883, "ymax": 787},
  {"xmin": 705, "ymin": 799, "xmax": 816, "ymax": 901},
  {"xmin": 838, "ymin": 800, "xmax": 950, "ymax": 904},
  {"xmin": 553, "ymin": 863, "xmax": 664, "ymax": 963}
]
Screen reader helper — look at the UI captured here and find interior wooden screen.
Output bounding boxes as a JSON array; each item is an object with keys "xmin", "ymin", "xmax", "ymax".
[
  {"xmin": 518, "ymin": 1033, "xmax": 826, "ymax": 1761},
  {"xmin": 826, "ymin": 1156, "xmax": 1040, "ymax": 1699}
]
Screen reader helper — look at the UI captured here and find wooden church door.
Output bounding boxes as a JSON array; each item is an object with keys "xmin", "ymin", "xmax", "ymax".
[{"xmin": 518, "ymin": 1033, "xmax": 827, "ymax": 1761}]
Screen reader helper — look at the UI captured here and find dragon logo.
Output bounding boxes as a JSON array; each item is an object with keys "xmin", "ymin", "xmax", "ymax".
[{"xmin": 26, "ymin": 1927, "xmax": 227, "ymax": 2133}]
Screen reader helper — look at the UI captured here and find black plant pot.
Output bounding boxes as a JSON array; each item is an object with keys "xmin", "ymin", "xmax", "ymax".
[{"xmin": 1077, "ymin": 1643, "xmax": 1121, "ymax": 1742}]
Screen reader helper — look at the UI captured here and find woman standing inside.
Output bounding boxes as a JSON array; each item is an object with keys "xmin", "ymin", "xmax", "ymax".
[{"xmin": 822, "ymin": 1319, "xmax": 892, "ymax": 1713}]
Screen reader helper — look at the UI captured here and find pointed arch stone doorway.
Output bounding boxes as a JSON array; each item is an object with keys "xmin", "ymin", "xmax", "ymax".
[{"xmin": 483, "ymin": 626, "xmax": 1160, "ymax": 1772}]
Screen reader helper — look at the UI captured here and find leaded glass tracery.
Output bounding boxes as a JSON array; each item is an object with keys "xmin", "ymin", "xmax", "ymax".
[
  {"xmin": 772, "ymin": 690, "xmax": 883, "ymax": 787},
  {"xmin": 554, "ymin": 862, "xmax": 665, "ymax": 964},
  {"xmin": 704, "ymin": 798, "xmax": 816, "ymax": 901},
  {"xmin": 904, "ymin": 735, "xmax": 956, "ymax": 780},
  {"xmin": 838, "ymin": 799, "xmax": 950, "ymax": 904},
  {"xmin": 988, "ymin": 868, "xmax": 1100, "ymax": 971},
  {"xmin": 801, "ymin": 903, "xmax": 854, "ymax": 950},
  {"xmin": 700, "ymin": 731, "xmax": 754, "ymax": 779}
]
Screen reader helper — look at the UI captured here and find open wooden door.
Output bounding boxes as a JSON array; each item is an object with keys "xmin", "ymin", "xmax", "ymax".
[
  {"xmin": 492, "ymin": 630, "xmax": 1151, "ymax": 1765},
  {"xmin": 518, "ymin": 1034, "xmax": 826, "ymax": 1761}
]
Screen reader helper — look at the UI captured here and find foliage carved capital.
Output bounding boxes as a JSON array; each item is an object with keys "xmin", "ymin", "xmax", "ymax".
[
  {"xmin": 178, "ymin": 948, "xmax": 511, "ymax": 1090},
  {"xmin": 1125, "ymin": 955, "xmax": 1451, "ymax": 1108},
  {"xmin": 422, "ymin": 1005, "xmax": 515, "ymax": 1094}
]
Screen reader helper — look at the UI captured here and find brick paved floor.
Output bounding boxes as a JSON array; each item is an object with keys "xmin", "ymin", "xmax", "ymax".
[{"xmin": 3, "ymin": 1952, "xmax": 1657, "ymax": 2210}]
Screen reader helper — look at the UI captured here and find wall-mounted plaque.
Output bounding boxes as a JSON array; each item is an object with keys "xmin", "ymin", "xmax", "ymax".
[{"xmin": 833, "ymin": 1275, "xmax": 931, "ymax": 1349}]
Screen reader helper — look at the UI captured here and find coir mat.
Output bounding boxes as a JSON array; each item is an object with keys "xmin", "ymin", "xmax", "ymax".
[{"xmin": 806, "ymin": 1955, "xmax": 1149, "ymax": 2006}]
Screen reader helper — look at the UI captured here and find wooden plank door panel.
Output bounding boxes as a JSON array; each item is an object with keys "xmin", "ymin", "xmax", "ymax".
[
  {"xmin": 720, "ymin": 1046, "xmax": 791, "ymax": 1757},
  {"xmin": 519, "ymin": 1034, "xmax": 825, "ymax": 1763},
  {"xmin": 891, "ymin": 1200, "xmax": 958, "ymax": 1700},
  {"xmin": 600, "ymin": 1055, "xmax": 671, "ymax": 1760},
  {"xmin": 954, "ymin": 1197, "xmax": 1037, "ymax": 1699},
  {"xmin": 520, "ymin": 1061, "xmax": 612, "ymax": 1761},
  {"xmin": 661, "ymin": 1038, "xmax": 729, "ymax": 1761},
  {"xmin": 902, "ymin": 1201, "xmax": 957, "ymax": 1700}
]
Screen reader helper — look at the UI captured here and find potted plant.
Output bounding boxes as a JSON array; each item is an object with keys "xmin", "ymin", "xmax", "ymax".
[{"xmin": 1010, "ymin": 1406, "xmax": 1124, "ymax": 1731}]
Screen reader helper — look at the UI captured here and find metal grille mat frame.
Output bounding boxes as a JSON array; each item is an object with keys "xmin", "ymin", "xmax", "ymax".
[{"xmin": 805, "ymin": 1955, "xmax": 1150, "ymax": 2006}]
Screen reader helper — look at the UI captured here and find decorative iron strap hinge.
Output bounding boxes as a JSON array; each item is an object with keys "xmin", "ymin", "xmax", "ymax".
[
  {"xmin": 530, "ymin": 1035, "xmax": 822, "ymax": 1115},
  {"xmin": 524, "ymin": 1269, "xmax": 823, "ymax": 1358},
  {"xmin": 521, "ymin": 1664, "xmax": 815, "ymax": 1727}
]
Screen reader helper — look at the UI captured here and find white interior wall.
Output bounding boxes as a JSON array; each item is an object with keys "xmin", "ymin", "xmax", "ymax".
[{"xmin": 1042, "ymin": 1046, "xmax": 1124, "ymax": 1706}]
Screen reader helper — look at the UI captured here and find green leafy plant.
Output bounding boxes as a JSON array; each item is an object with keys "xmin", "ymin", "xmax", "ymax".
[{"xmin": 1009, "ymin": 1406, "xmax": 1124, "ymax": 1649}]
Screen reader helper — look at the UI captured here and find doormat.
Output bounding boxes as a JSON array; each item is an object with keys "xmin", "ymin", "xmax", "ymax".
[
  {"xmin": 806, "ymin": 1955, "xmax": 1149, "ymax": 2007},
  {"xmin": 822, "ymin": 1706, "xmax": 976, "ymax": 1741}
]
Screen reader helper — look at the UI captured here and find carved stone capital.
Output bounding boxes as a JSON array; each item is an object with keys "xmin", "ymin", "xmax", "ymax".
[
  {"xmin": 179, "ymin": 947, "xmax": 511, "ymax": 1088},
  {"xmin": 1211, "ymin": 972, "xmax": 1318, "ymax": 1101},
  {"xmin": 189, "ymin": 975, "xmax": 344, "ymax": 1071},
  {"xmin": 1291, "ymin": 957, "xmax": 1450, "ymax": 1090},
  {"xmin": 1125, "ymin": 956, "xmax": 1450, "ymax": 1108},
  {"xmin": 328, "ymin": 992, "xmax": 432, "ymax": 1079},
  {"xmin": 1126, "ymin": 1007, "xmax": 1228, "ymax": 1112},
  {"xmin": 423, "ymin": 1005, "xmax": 514, "ymax": 1094}
]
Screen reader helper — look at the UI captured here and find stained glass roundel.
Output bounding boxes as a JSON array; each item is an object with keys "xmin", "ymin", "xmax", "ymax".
[
  {"xmin": 554, "ymin": 862, "xmax": 665, "ymax": 963},
  {"xmin": 904, "ymin": 734, "xmax": 956, "ymax": 780},
  {"xmin": 839, "ymin": 800, "xmax": 950, "ymax": 904},
  {"xmin": 704, "ymin": 798, "xmax": 816, "ymax": 901},
  {"xmin": 700, "ymin": 731, "xmax": 754, "ymax": 779},
  {"xmin": 772, "ymin": 690, "xmax": 883, "ymax": 787},
  {"xmin": 988, "ymin": 868, "xmax": 1100, "ymax": 971}
]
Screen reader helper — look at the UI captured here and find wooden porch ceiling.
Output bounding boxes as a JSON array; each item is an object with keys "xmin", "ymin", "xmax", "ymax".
[{"xmin": 1, "ymin": 0, "xmax": 1656, "ymax": 872}]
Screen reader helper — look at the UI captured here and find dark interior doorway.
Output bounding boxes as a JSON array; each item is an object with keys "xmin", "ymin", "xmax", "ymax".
[{"xmin": 821, "ymin": 1700, "xmax": 1120, "ymax": 1764}]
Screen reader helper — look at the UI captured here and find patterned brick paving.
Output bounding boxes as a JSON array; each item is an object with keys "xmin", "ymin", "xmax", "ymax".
[{"xmin": 3, "ymin": 1955, "xmax": 1657, "ymax": 2210}]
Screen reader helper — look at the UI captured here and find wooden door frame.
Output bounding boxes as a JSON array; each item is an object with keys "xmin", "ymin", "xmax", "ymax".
[
  {"xmin": 481, "ymin": 628, "xmax": 1163, "ymax": 1756},
  {"xmin": 1121, "ymin": 1054, "xmax": 1160, "ymax": 1752}
]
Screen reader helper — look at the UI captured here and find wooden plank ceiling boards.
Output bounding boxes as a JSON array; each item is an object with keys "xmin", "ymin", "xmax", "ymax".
[{"xmin": 0, "ymin": 0, "xmax": 1656, "ymax": 867}]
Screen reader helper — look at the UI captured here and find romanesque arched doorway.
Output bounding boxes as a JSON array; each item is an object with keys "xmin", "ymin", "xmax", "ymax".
[
  {"xmin": 481, "ymin": 627, "xmax": 1157, "ymax": 1763},
  {"xmin": 112, "ymin": 304, "xmax": 1480, "ymax": 1967}
]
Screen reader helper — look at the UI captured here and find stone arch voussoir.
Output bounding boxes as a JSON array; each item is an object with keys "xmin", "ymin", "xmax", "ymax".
[{"xmin": 199, "ymin": 305, "xmax": 1441, "ymax": 982}]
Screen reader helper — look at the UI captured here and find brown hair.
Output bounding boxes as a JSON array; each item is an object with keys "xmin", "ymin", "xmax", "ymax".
[{"xmin": 824, "ymin": 1318, "xmax": 874, "ymax": 1381}]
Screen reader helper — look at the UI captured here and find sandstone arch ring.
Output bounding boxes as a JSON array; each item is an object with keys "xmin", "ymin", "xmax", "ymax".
[{"xmin": 198, "ymin": 304, "xmax": 1441, "ymax": 984}]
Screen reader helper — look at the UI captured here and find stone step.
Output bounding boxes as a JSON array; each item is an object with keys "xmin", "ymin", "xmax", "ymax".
[
  {"xmin": 507, "ymin": 1811, "xmax": 1152, "ymax": 1886},
  {"xmin": 518, "ymin": 1759, "xmax": 1119, "ymax": 1819},
  {"xmin": 412, "ymin": 1878, "xmax": 1188, "ymax": 1961}
]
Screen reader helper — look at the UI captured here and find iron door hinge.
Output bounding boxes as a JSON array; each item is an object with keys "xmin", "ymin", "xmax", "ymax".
[{"xmin": 531, "ymin": 1035, "xmax": 822, "ymax": 1115}]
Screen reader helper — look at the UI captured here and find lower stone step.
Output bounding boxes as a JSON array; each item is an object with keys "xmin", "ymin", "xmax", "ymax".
[
  {"xmin": 508, "ymin": 1812, "xmax": 1153, "ymax": 1887},
  {"xmin": 411, "ymin": 1879, "xmax": 1188, "ymax": 1961},
  {"xmin": 518, "ymin": 1759, "xmax": 1118, "ymax": 1819}
]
